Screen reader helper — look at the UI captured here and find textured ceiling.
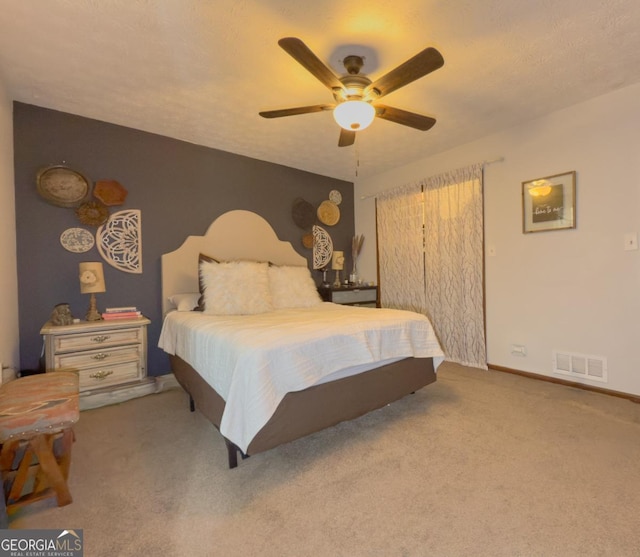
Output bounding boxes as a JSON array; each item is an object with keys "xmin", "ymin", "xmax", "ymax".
[{"xmin": 2, "ymin": 0, "xmax": 640, "ymax": 182}]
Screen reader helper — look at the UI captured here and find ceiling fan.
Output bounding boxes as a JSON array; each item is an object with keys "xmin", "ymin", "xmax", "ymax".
[{"xmin": 259, "ymin": 37, "xmax": 444, "ymax": 147}]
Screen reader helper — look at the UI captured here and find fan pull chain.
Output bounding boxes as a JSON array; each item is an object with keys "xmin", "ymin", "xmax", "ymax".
[{"xmin": 355, "ymin": 148, "xmax": 360, "ymax": 178}]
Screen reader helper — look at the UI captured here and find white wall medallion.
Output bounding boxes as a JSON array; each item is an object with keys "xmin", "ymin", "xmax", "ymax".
[
  {"xmin": 312, "ymin": 225, "xmax": 333, "ymax": 269},
  {"xmin": 60, "ymin": 227, "xmax": 95, "ymax": 253},
  {"xmin": 329, "ymin": 189, "xmax": 342, "ymax": 205},
  {"xmin": 96, "ymin": 209, "xmax": 142, "ymax": 274}
]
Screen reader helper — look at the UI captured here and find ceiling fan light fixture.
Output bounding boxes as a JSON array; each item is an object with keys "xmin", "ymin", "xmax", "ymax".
[
  {"xmin": 333, "ymin": 100, "xmax": 375, "ymax": 131},
  {"xmin": 261, "ymin": 38, "xmax": 445, "ymax": 146}
]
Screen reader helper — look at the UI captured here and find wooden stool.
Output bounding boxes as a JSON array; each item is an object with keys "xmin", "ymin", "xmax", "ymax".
[{"xmin": 0, "ymin": 372, "xmax": 79, "ymax": 525}]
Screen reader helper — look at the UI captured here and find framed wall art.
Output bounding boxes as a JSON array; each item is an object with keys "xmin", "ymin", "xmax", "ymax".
[{"xmin": 522, "ymin": 171, "xmax": 576, "ymax": 233}]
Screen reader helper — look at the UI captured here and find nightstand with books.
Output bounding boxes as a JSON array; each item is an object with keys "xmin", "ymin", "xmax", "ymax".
[{"xmin": 40, "ymin": 308, "xmax": 154, "ymax": 410}]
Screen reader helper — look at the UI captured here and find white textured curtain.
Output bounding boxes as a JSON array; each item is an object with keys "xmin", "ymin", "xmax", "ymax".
[
  {"xmin": 377, "ymin": 183, "xmax": 425, "ymax": 313},
  {"xmin": 376, "ymin": 163, "xmax": 487, "ymax": 369},
  {"xmin": 422, "ymin": 164, "xmax": 486, "ymax": 368}
]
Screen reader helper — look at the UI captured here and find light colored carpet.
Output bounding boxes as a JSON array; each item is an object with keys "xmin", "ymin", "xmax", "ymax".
[{"xmin": 7, "ymin": 363, "xmax": 640, "ymax": 556}]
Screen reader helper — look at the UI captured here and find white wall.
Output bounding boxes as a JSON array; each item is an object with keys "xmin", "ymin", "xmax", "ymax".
[
  {"xmin": 355, "ymin": 82, "xmax": 640, "ymax": 397},
  {"xmin": 0, "ymin": 82, "xmax": 19, "ymax": 374}
]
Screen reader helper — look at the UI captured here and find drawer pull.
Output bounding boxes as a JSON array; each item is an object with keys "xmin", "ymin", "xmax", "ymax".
[
  {"xmin": 91, "ymin": 335, "xmax": 111, "ymax": 343},
  {"xmin": 89, "ymin": 370, "xmax": 114, "ymax": 380},
  {"xmin": 91, "ymin": 352, "xmax": 110, "ymax": 361}
]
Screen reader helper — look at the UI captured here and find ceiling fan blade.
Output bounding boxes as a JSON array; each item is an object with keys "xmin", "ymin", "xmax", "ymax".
[
  {"xmin": 367, "ymin": 47, "xmax": 444, "ymax": 99},
  {"xmin": 278, "ymin": 37, "xmax": 343, "ymax": 91},
  {"xmin": 375, "ymin": 105, "xmax": 436, "ymax": 131},
  {"xmin": 259, "ymin": 104, "xmax": 334, "ymax": 118},
  {"xmin": 338, "ymin": 128, "xmax": 356, "ymax": 147}
]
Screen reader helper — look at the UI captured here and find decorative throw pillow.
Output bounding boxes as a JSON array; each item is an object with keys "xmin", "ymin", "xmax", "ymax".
[
  {"xmin": 195, "ymin": 253, "xmax": 219, "ymax": 311},
  {"xmin": 168, "ymin": 293, "xmax": 201, "ymax": 312},
  {"xmin": 200, "ymin": 260, "xmax": 273, "ymax": 315},
  {"xmin": 268, "ymin": 265, "xmax": 322, "ymax": 309}
]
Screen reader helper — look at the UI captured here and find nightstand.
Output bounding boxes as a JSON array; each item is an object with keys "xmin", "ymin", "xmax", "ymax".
[
  {"xmin": 40, "ymin": 317, "xmax": 155, "ymax": 410},
  {"xmin": 319, "ymin": 285, "xmax": 378, "ymax": 307}
]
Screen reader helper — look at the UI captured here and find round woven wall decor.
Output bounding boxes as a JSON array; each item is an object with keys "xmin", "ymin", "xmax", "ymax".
[
  {"xmin": 317, "ymin": 200, "xmax": 340, "ymax": 226},
  {"xmin": 37, "ymin": 165, "xmax": 89, "ymax": 208}
]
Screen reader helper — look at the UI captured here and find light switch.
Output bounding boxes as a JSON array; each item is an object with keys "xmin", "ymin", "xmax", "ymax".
[{"xmin": 624, "ymin": 233, "xmax": 638, "ymax": 251}]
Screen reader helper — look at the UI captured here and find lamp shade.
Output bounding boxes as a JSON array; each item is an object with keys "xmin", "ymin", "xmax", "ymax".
[
  {"xmin": 79, "ymin": 261, "xmax": 106, "ymax": 294},
  {"xmin": 333, "ymin": 101, "xmax": 375, "ymax": 131},
  {"xmin": 331, "ymin": 251, "xmax": 344, "ymax": 271}
]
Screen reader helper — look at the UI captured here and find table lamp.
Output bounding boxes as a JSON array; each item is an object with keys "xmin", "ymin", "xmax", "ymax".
[
  {"xmin": 332, "ymin": 251, "xmax": 344, "ymax": 288},
  {"xmin": 79, "ymin": 261, "xmax": 106, "ymax": 321}
]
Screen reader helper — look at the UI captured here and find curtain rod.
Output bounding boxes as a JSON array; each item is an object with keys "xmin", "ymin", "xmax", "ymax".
[{"xmin": 359, "ymin": 156, "xmax": 505, "ymax": 200}]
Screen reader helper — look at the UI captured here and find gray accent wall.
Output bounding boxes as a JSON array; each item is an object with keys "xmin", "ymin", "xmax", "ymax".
[{"xmin": 13, "ymin": 102, "xmax": 354, "ymax": 375}]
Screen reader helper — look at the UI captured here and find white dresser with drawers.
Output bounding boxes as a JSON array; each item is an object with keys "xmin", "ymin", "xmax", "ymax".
[{"xmin": 40, "ymin": 316, "xmax": 155, "ymax": 409}]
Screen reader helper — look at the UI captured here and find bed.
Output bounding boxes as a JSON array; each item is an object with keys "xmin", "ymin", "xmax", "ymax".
[{"xmin": 159, "ymin": 210, "xmax": 444, "ymax": 468}]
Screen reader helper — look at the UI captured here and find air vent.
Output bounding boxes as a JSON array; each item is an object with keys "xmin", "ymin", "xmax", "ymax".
[
  {"xmin": 553, "ymin": 351, "xmax": 607, "ymax": 383},
  {"xmin": 586, "ymin": 358, "xmax": 605, "ymax": 379},
  {"xmin": 571, "ymin": 356, "xmax": 586, "ymax": 375},
  {"xmin": 556, "ymin": 353, "xmax": 571, "ymax": 373}
]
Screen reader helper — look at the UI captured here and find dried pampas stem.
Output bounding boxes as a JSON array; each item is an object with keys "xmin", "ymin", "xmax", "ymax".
[{"xmin": 352, "ymin": 234, "xmax": 365, "ymax": 260}]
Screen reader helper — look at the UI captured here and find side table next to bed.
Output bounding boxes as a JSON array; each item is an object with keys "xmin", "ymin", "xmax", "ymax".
[
  {"xmin": 319, "ymin": 285, "xmax": 378, "ymax": 307},
  {"xmin": 40, "ymin": 317, "xmax": 155, "ymax": 410}
]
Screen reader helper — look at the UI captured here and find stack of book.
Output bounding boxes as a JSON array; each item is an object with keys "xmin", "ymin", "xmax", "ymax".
[{"xmin": 102, "ymin": 306, "xmax": 142, "ymax": 320}]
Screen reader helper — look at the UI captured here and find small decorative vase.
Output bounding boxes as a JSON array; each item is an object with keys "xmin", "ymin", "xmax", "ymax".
[
  {"xmin": 349, "ymin": 261, "xmax": 358, "ymax": 285},
  {"xmin": 321, "ymin": 268, "xmax": 330, "ymax": 287}
]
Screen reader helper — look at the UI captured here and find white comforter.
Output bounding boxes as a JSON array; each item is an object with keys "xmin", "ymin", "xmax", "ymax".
[{"xmin": 158, "ymin": 303, "xmax": 444, "ymax": 452}]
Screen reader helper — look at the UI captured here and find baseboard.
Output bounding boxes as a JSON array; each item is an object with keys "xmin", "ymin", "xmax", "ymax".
[
  {"xmin": 154, "ymin": 373, "xmax": 180, "ymax": 392},
  {"xmin": 1, "ymin": 366, "xmax": 17, "ymax": 385},
  {"xmin": 79, "ymin": 373, "xmax": 181, "ymax": 410},
  {"xmin": 488, "ymin": 364, "xmax": 640, "ymax": 404}
]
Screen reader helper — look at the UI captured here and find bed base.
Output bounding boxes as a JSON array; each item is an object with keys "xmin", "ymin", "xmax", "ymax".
[
  {"xmin": 172, "ymin": 355, "xmax": 436, "ymax": 468},
  {"xmin": 224, "ymin": 439, "xmax": 250, "ymax": 469},
  {"xmin": 188, "ymin": 393, "xmax": 249, "ymax": 468}
]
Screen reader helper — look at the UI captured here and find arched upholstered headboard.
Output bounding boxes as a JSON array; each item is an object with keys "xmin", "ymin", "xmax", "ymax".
[{"xmin": 161, "ymin": 210, "xmax": 306, "ymax": 314}]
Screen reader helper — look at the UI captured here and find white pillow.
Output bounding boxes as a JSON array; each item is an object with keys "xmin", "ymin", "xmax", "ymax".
[
  {"xmin": 200, "ymin": 260, "xmax": 273, "ymax": 315},
  {"xmin": 269, "ymin": 265, "xmax": 322, "ymax": 309},
  {"xmin": 168, "ymin": 293, "xmax": 200, "ymax": 312}
]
